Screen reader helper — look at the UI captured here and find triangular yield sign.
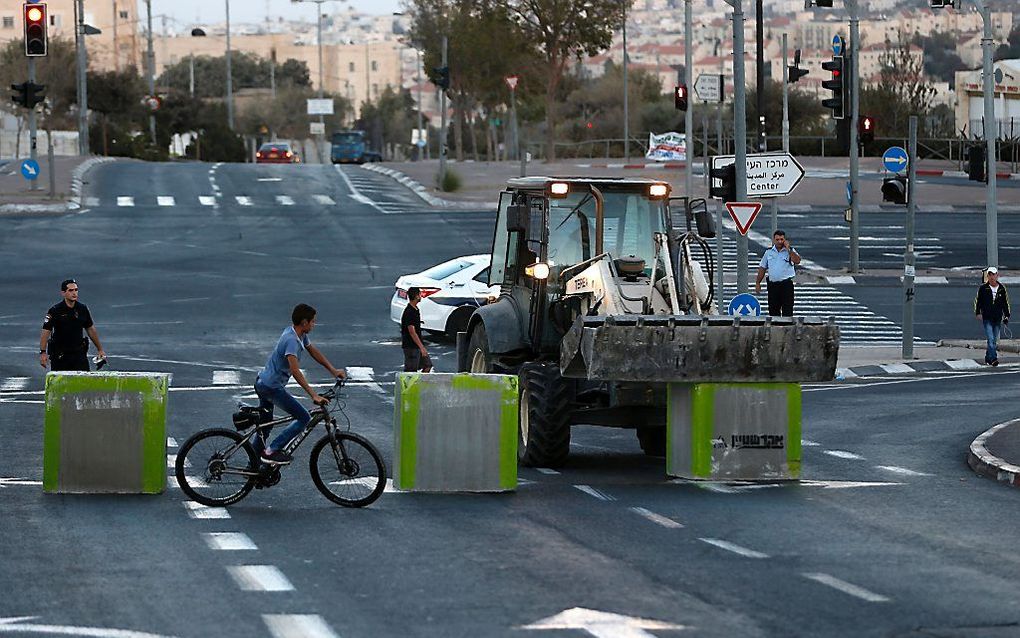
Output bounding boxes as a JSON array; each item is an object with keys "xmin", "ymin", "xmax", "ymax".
[{"xmin": 725, "ymin": 201, "xmax": 763, "ymax": 235}]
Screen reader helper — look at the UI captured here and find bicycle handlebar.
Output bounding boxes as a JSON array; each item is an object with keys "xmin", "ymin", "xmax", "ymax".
[{"xmin": 317, "ymin": 377, "xmax": 347, "ymax": 404}]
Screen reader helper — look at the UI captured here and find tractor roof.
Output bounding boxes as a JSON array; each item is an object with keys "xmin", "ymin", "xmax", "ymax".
[{"xmin": 506, "ymin": 176, "xmax": 669, "ymax": 192}]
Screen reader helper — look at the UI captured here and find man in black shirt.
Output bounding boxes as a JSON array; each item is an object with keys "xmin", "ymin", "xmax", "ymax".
[
  {"xmin": 401, "ymin": 287, "xmax": 433, "ymax": 372},
  {"xmin": 39, "ymin": 279, "xmax": 106, "ymax": 372}
]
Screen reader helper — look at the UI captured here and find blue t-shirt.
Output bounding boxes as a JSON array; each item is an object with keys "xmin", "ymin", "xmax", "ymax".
[
  {"xmin": 257, "ymin": 326, "xmax": 310, "ymax": 389},
  {"xmin": 759, "ymin": 246, "xmax": 797, "ymax": 282}
]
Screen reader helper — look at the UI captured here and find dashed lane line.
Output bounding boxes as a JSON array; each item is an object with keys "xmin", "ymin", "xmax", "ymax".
[
  {"xmin": 199, "ymin": 196, "xmax": 216, "ymax": 206},
  {"xmin": 0, "ymin": 377, "xmax": 28, "ymax": 391},
  {"xmin": 276, "ymin": 195, "xmax": 295, "ymax": 206},
  {"xmin": 535, "ymin": 468, "xmax": 560, "ymax": 475},
  {"xmin": 312, "ymin": 195, "xmax": 336, "ymax": 205},
  {"xmin": 803, "ymin": 572, "xmax": 890, "ymax": 602},
  {"xmin": 874, "ymin": 465, "xmax": 933, "ymax": 477},
  {"xmin": 157, "ymin": 196, "xmax": 175, "ymax": 207},
  {"xmin": 227, "ymin": 565, "xmax": 295, "ymax": 592},
  {"xmin": 167, "ymin": 454, "xmax": 190, "ymax": 469},
  {"xmin": 117, "ymin": 196, "xmax": 134, "ymax": 207},
  {"xmin": 204, "ymin": 532, "xmax": 258, "ymax": 551},
  {"xmin": 823, "ymin": 450, "xmax": 865, "ymax": 460},
  {"xmin": 574, "ymin": 484, "xmax": 616, "ymax": 501},
  {"xmin": 699, "ymin": 538, "xmax": 770, "ymax": 559},
  {"xmin": 629, "ymin": 507, "xmax": 684, "ymax": 529},
  {"xmin": 235, "ymin": 196, "xmax": 253, "ymax": 206},
  {"xmin": 183, "ymin": 501, "xmax": 230, "ymax": 519},
  {"xmin": 263, "ymin": 614, "xmax": 340, "ymax": 638}
]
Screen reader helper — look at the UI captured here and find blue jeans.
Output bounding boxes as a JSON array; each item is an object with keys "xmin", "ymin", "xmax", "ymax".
[
  {"xmin": 254, "ymin": 380, "xmax": 311, "ymax": 453},
  {"xmin": 983, "ymin": 320, "xmax": 1002, "ymax": 363}
]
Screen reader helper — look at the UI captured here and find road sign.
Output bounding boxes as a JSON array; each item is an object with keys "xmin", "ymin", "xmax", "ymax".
[
  {"xmin": 882, "ymin": 146, "xmax": 908, "ymax": 173},
  {"xmin": 725, "ymin": 201, "xmax": 763, "ymax": 235},
  {"xmin": 832, "ymin": 34, "xmax": 844, "ymax": 56},
  {"xmin": 20, "ymin": 159, "xmax": 39, "ymax": 181},
  {"xmin": 994, "ymin": 67, "xmax": 1004, "ymax": 84},
  {"xmin": 846, "ymin": 181, "xmax": 852, "ymax": 205},
  {"xmin": 505, "ymin": 75, "xmax": 519, "ymax": 91},
  {"xmin": 309, "ymin": 121, "xmax": 325, "ymax": 135},
  {"xmin": 694, "ymin": 74, "xmax": 723, "ymax": 103},
  {"xmin": 711, "ymin": 152, "xmax": 806, "ymax": 198},
  {"xmin": 411, "ymin": 128, "xmax": 428, "ymax": 146},
  {"xmin": 306, "ymin": 98, "xmax": 334, "ymax": 115},
  {"xmin": 728, "ymin": 293, "xmax": 762, "ymax": 317}
]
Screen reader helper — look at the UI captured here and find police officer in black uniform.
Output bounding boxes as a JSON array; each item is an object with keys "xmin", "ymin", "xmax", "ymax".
[{"xmin": 39, "ymin": 279, "xmax": 106, "ymax": 372}]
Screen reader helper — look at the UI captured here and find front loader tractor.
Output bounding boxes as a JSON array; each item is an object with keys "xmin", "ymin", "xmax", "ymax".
[{"xmin": 456, "ymin": 177, "xmax": 839, "ymax": 467}]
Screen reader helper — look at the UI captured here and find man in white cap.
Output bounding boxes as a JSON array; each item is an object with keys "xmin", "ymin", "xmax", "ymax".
[{"xmin": 974, "ymin": 267, "xmax": 1010, "ymax": 366}]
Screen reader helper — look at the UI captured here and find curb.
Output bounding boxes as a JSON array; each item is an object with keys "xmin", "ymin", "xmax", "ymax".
[
  {"xmin": 835, "ymin": 357, "xmax": 994, "ymax": 379},
  {"xmin": 360, "ymin": 163, "xmax": 496, "ymax": 210},
  {"xmin": 968, "ymin": 419, "xmax": 1020, "ymax": 488},
  {"xmin": 69, "ymin": 156, "xmax": 118, "ymax": 210}
]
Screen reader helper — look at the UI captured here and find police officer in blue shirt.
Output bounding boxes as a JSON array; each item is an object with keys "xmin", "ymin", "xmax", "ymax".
[{"xmin": 754, "ymin": 230, "xmax": 801, "ymax": 316}]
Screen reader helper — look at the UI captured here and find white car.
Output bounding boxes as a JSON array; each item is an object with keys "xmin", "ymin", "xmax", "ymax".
[{"xmin": 390, "ymin": 255, "xmax": 498, "ymax": 338}]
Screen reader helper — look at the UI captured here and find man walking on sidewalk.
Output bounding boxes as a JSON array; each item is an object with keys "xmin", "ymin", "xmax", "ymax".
[{"xmin": 975, "ymin": 267, "xmax": 1010, "ymax": 366}]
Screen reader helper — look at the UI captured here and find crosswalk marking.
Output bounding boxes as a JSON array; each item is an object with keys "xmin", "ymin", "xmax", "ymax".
[
  {"xmin": 212, "ymin": 370, "xmax": 241, "ymax": 385},
  {"xmin": 0, "ymin": 377, "xmax": 29, "ymax": 391},
  {"xmin": 157, "ymin": 196, "xmax": 175, "ymax": 206},
  {"xmin": 227, "ymin": 565, "xmax": 294, "ymax": 592},
  {"xmin": 235, "ymin": 196, "xmax": 253, "ymax": 206},
  {"xmin": 204, "ymin": 532, "xmax": 258, "ymax": 551},
  {"xmin": 312, "ymin": 195, "xmax": 336, "ymax": 205},
  {"xmin": 199, "ymin": 196, "xmax": 216, "ymax": 206},
  {"xmin": 183, "ymin": 501, "xmax": 230, "ymax": 519},
  {"xmin": 263, "ymin": 614, "xmax": 340, "ymax": 638},
  {"xmin": 276, "ymin": 195, "xmax": 295, "ymax": 206},
  {"xmin": 117, "ymin": 196, "xmax": 134, "ymax": 207}
]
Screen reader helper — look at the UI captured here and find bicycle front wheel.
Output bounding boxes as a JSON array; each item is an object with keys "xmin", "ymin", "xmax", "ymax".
[
  {"xmin": 309, "ymin": 432, "xmax": 386, "ymax": 507},
  {"xmin": 176, "ymin": 428, "xmax": 258, "ymax": 507}
]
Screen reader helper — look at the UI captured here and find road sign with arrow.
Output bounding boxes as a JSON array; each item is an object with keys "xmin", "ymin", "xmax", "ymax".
[
  {"xmin": 727, "ymin": 293, "xmax": 762, "ymax": 317},
  {"xmin": 20, "ymin": 159, "xmax": 39, "ymax": 181},
  {"xmin": 712, "ymin": 152, "xmax": 806, "ymax": 198},
  {"xmin": 694, "ymin": 74, "xmax": 723, "ymax": 103},
  {"xmin": 882, "ymin": 146, "xmax": 908, "ymax": 174},
  {"xmin": 725, "ymin": 201, "xmax": 763, "ymax": 235}
]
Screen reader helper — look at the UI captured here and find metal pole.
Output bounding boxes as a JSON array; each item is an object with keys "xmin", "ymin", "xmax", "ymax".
[
  {"xmin": 770, "ymin": 198, "xmax": 777, "ymax": 235},
  {"xmin": 717, "ymin": 44, "xmax": 724, "ymax": 154},
  {"xmin": 684, "ymin": 0, "xmax": 693, "ymax": 198},
  {"xmin": 782, "ymin": 33, "xmax": 790, "ymax": 153},
  {"xmin": 716, "ymin": 205, "xmax": 724, "ymax": 309},
  {"xmin": 189, "ymin": 54, "xmax": 195, "ymax": 97},
  {"xmin": 47, "ymin": 125, "xmax": 55, "ymax": 197},
  {"xmin": 902, "ymin": 115, "xmax": 917, "ymax": 358},
  {"xmin": 269, "ymin": 50, "xmax": 276, "ymax": 99},
  {"xmin": 77, "ymin": 0, "xmax": 89, "ymax": 155},
  {"xmin": 755, "ymin": 0, "xmax": 765, "ymax": 153},
  {"xmin": 28, "ymin": 58, "xmax": 37, "ymax": 191},
  {"xmin": 978, "ymin": 0, "xmax": 998, "ymax": 267},
  {"xmin": 703, "ymin": 114, "xmax": 709, "ymax": 187},
  {"xmin": 439, "ymin": 35, "xmax": 448, "ymax": 186},
  {"xmin": 416, "ymin": 50, "xmax": 423, "ymax": 161},
  {"xmin": 316, "ymin": 1, "xmax": 325, "ymax": 164},
  {"xmin": 145, "ymin": 0, "xmax": 155, "ymax": 144},
  {"xmin": 112, "ymin": 0, "xmax": 118, "ymax": 71},
  {"xmin": 511, "ymin": 87, "xmax": 520, "ymax": 165},
  {"xmin": 732, "ymin": 0, "xmax": 749, "ymax": 293},
  {"xmin": 225, "ymin": 0, "xmax": 234, "ymax": 130},
  {"xmin": 848, "ymin": 2, "xmax": 861, "ymax": 273},
  {"xmin": 622, "ymin": 1, "xmax": 628, "ymax": 162}
]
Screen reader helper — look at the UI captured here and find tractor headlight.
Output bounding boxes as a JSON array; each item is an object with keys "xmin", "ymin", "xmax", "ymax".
[
  {"xmin": 548, "ymin": 182, "xmax": 570, "ymax": 197},
  {"xmin": 649, "ymin": 183, "xmax": 669, "ymax": 199},
  {"xmin": 525, "ymin": 262, "xmax": 551, "ymax": 280}
]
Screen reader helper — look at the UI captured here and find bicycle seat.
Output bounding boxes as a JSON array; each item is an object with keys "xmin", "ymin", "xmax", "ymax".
[{"xmin": 233, "ymin": 405, "xmax": 271, "ymax": 430}]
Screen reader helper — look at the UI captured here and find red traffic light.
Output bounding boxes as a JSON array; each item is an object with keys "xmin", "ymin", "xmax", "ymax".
[
  {"xmin": 24, "ymin": 3, "xmax": 47, "ymax": 57},
  {"xmin": 586, "ymin": 121, "xmax": 593, "ymax": 129},
  {"xmin": 674, "ymin": 84, "xmax": 689, "ymax": 111}
]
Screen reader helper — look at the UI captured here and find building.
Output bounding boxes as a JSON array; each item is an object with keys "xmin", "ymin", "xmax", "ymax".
[{"xmin": 955, "ymin": 59, "xmax": 1020, "ymax": 140}]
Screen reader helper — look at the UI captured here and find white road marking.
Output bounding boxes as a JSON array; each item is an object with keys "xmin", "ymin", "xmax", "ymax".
[
  {"xmin": 879, "ymin": 363, "xmax": 915, "ymax": 374},
  {"xmin": 110, "ymin": 302, "xmax": 145, "ymax": 308},
  {"xmin": 0, "ymin": 477, "xmax": 44, "ymax": 487},
  {"xmin": 803, "ymin": 572, "xmax": 890, "ymax": 602},
  {"xmin": 334, "ymin": 165, "xmax": 388, "ymax": 214},
  {"xmin": 167, "ymin": 454, "xmax": 189, "ymax": 468},
  {"xmin": 227, "ymin": 565, "xmax": 294, "ymax": 592},
  {"xmin": 312, "ymin": 195, "xmax": 336, "ymax": 205},
  {"xmin": 946, "ymin": 359, "xmax": 982, "ymax": 370},
  {"xmin": 699, "ymin": 538, "xmax": 770, "ymax": 558},
  {"xmin": 235, "ymin": 196, "xmax": 253, "ymax": 206},
  {"xmin": 520, "ymin": 607, "xmax": 686, "ymax": 635},
  {"xmin": 199, "ymin": 196, "xmax": 216, "ymax": 206},
  {"xmin": 574, "ymin": 484, "xmax": 615, "ymax": 501},
  {"xmin": 166, "ymin": 437, "xmax": 178, "ymax": 448},
  {"xmin": 257, "ymin": 177, "xmax": 283, "ymax": 182},
  {"xmin": 801, "ymin": 439, "xmax": 821, "ymax": 447},
  {"xmin": 212, "ymin": 370, "xmax": 241, "ymax": 385},
  {"xmin": 874, "ymin": 465, "xmax": 933, "ymax": 477},
  {"xmin": 823, "ymin": 450, "xmax": 864, "ymax": 460},
  {"xmin": 346, "ymin": 366, "xmax": 374, "ymax": 381},
  {"xmin": 275, "ymin": 195, "xmax": 295, "ymax": 205},
  {"xmin": 0, "ymin": 377, "xmax": 29, "ymax": 391},
  {"xmin": 239, "ymin": 250, "xmax": 271, "ymax": 257},
  {"xmin": 84, "ymin": 196, "xmax": 100, "ymax": 206},
  {"xmin": 204, "ymin": 532, "xmax": 258, "ymax": 551},
  {"xmin": 183, "ymin": 501, "xmax": 230, "ymax": 519},
  {"xmin": 799, "ymin": 480, "xmax": 902, "ymax": 489},
  {"xmin": 263, "ymin": 614, "xmax": 339, "ymax": 638},
  {"xmin": 117, "ymin": 196, "xmax": 134, "ymax": 207},
  {"xmin": 170, "ymin": 475, "xmax": 209, "ymax": 489},
  {"xmin": 629, "ymin": 507, "xmax": 684, "ymax": 529},
  {"xmin": 0, "ymin": 617, "xmax": 177, "ymax": 637},
  {"xmin": 157, "ymin": 196, "xmax": 175, "ymax": 206},
  {"xmin": 535, "ymin": 468, "xmax": 560, "ymax": 475}
]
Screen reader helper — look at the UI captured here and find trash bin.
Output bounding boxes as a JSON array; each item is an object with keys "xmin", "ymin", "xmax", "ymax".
[
  {"xmin": 393, "ymin": 372, "xmax": 518, "ymax": 492},
  {"xmin": 43, "ymin": 371, "xmax": 171, "ymax": 494},
  {"xmin": 666, "ymin": 382, "xmax": 801, "ymax": 481}
]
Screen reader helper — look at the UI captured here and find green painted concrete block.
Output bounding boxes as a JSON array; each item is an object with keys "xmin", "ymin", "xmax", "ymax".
[
  {"xmin": 43, "ymin": 372, "xmax": 171, "ymax": 494},
  {"xmin": 393, "ymin": 372, "xmax": 518, "ymax": 492},
  {"xmin": 666, "ymin": 382, "xmax": 801, "ymax": 481}
]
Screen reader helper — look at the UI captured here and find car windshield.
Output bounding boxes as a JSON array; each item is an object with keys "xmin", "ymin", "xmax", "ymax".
[
  {"xmin": 421, "ymin": 259, "xmax": 474, "ymax": 281},
  {"xmin": 547, "ymin": 188, "xmax": 667, "ymax": 278},
  {"xmin": 332, "ymin": 133, "xmax": 362, "ymax": 144},
  {"xmin": 260, "ymin": 144, "xmax": 288, "ymax": 152}
]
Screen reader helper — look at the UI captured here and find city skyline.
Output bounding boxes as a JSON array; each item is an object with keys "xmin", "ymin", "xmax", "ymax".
[{"xmin": 155, "ymin": 0, "xmax": 406, "ymax": 26}]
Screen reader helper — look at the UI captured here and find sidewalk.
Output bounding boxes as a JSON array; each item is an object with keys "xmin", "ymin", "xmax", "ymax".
[
  {"xmin": 0, "ymin": 155, "xmax": 116, "ymax": 214},
  {"xmin": 968, "ymin": 419, "xmax": 1020, "ymax": 489}
]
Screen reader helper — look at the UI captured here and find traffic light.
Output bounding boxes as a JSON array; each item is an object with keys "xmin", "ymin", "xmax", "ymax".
[
  {"xmin": 930, "ymin": 0, "xmax": 954, "ymax": 7},
  {"xmin": 9, "ymin": 81, "xmax": 44, "ymax": 109},
  {"xmin": 821, "ymin": 55, "xmax": 846, "ymax": 119},
  {"xmin": 788, "ymin": 49, "xmax": 809, "ymax": 83},
  {"xmin": 967, "ymin": 144, "xmax": 986, "ymax": 182},
  {"xmin": 10, "ymin": 82, "xmax": 27, "ymax": 108},
  {"xmin": 881, "ymin": 176, "xmax": 908, "ymax": 205},
  {"xmin": 431, "ymin": 66, "xmax": 450, "ymax": 91},
  {"xmin": 859, "ymin": 115, "xmax": 875, "ymax": 144},
  {"xmin": 814, "ymin": 0, "xmax": 834, "ymax": 6},
  {"xmin": 674, "ymin": 84, "xmax": 688, "ymax": 111},
  {"xmin": 709, "ymin": 161, "xmax": 736, "ymax": 203},
  {"xmin": 23, "ymin": 3, "xmax": 47, "ymax": 57}
]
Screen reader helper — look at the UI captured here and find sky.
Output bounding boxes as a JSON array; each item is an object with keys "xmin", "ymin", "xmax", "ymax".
[{"xmin": 158, "ymin": 0, "xmax": 406, "ymax": 26}]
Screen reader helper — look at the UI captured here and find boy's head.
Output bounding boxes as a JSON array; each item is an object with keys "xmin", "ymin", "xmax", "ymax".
[{"xmin": 292, "ymin": 303, "xmax": 317, "ymax": 331}]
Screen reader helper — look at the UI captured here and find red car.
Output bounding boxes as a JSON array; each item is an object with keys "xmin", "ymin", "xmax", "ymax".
[{"xmin": 255, "ymin": 142, "xmax": 299, "ymax": 164}]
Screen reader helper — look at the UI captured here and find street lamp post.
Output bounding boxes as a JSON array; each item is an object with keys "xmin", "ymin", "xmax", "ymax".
[
  {"xmin": 189, "ymin": 28, "xmax": 206, "ymax": 98},
  {"xmin": 293, "ymin": 0, "xmax": 336, "ymax": 163},
  {"xmin": 76, "ymin": 0, "xmax": 89, "ymax": 155},
  {"xmin": 974, "ymin": 0, "xmax": 999, "ymax": 268},
  {"xmin": 145, "ymin": 0, "xmax": 156, "ymax": 144},
  {"xmin": 225, "ymin": 0, "xmax": 234, "ymax": 130},
  {"xmin": 622, "ymin": 0, "xmax": 628, "ymax": 162}
]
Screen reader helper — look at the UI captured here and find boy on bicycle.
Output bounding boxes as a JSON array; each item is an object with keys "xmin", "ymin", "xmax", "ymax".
[{"xmin": 255, "ymin": 303, "xmax": 346, "ymax": 464}]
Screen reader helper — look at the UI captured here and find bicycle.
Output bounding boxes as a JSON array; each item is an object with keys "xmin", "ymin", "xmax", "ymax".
[{"xmin": 175, "ymin": 379, "xmax": 386, "ymax": 508}]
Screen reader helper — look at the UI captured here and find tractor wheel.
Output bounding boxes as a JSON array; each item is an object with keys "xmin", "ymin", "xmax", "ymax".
[
  {"xmin": 468, "ymin": 324, "xmax": 492, "ymax": 373},
  {"xmin": 636, "ymin": 427, "xmax": 667, "ymax": 457},
  {"xmin": 518, "ymin": 362, "xmax": 572, "ymax": 468}
]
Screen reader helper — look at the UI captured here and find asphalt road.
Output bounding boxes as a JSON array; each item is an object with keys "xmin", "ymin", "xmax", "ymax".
[{"xmin": 2, "ymin": 161, "xmax": 1019, "ymax": 638}]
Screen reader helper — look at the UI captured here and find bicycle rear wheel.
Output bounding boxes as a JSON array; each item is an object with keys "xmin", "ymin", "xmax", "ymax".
[
  {"xmin": 309, "ymin": 432, "xmax": 386, "ymax": 507},
  {"xmin": 176, "ymin": 428, "xmax": 258, "ymax": 507}
]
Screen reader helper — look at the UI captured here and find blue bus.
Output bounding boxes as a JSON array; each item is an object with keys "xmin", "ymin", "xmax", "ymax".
[{"xmin": 331, "ymin": 130, "xmax": 368, "ymax": 164}]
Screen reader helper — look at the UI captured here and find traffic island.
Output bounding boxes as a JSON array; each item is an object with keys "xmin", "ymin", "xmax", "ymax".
[
  {"xmin": 43, "ymin": 372, "xmax": 171, "ymax": 494},
  {"xmin": 393, "ymin": 372, "xmax": 518, "ymax": 492},
  {"xmin": 968, "ymin": 418, "xmax": 1020, "ymax": 488}
]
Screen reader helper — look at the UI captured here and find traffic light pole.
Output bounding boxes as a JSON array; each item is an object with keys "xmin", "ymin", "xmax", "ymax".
[
  {"xmin": 728, "ymin": 0, "xmax": 749, "ymax": 293},
  {"xmin": 848, "ymin": 0, "xmax": 861, "ymax": 273},
  {"xmin": 782, "ymin": 34, "xmax": 789, "ymax": 154},
  {"xmin": 27, "ymin": 57, "xmax": 37, "ymax": 191},
  {"xmin": 684, "ymin": 0, "xmax": 693, "ymax": 201},
  {"xmin": 145, "ymin": 0, "xmax": 156, "ymax": 145},
  {"xmin": 976, "ymin": 0, "xmax": 998, "ymax": 267},
  {"xmin": 755, "ymin": 0, "xmax": 765, "ymax": 153},
  {"xmin": 902, "ymin": 116, "xmax": 917, "ymax": 359},
  {"xmin": 439, "ymin": 35, "xmax": 448, "ymax": 187},
  {"xmin": 622, "ymin": 2, "xmax": 628, "ymax": 162},
  {"xmin": 225, "ymin": 0, "xmax": 234, "ymax": 131}
]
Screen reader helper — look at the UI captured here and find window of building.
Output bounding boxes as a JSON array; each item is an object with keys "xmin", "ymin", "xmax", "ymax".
[
  {"xmin": 119, "ymin": 10, "xmax": 129, "ymax": 19},
  {"xmin": 50, "ymin": 14, "xmax": 61, "ymax": 27},
  {"xmin": 372, "ymin": 83, "xmax": 378, "ymax": 96},
  {"xmin": 349, "ymin": 62, "xmax": 355, "ymax": 72},
  {"xmin": 2, "ymin": 16, "xmax": 13, "ymax": 29},
  {"xmin": 371, "ymin": 60, "xmax": 378, "ymax": 72}
]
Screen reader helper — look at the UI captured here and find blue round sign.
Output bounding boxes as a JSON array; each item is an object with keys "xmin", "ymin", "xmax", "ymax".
[
  {"xmin": 727, "ymin": 293, "xmax": 762, "ymax": 317},
  {"xmin": 882, "ymin": 146, "xmax": 909, "ymax": 174},
  {"xmin": 20, "ymin": 159, "xmax": 39, "ymax": 181},
  {"xmin": 832, "ymin": 35, "xmax": 844, "ymax": 56}
]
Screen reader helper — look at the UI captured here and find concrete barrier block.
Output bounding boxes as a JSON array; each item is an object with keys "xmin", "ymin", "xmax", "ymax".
[
  {"xmin": 43, "ymin": 372, "xmax": 171, "ymax": 494},
  {"xmin": 393, "ymin": 372, "xmax": 518, "ymax": 492},
  {"xmin": 666, "ymin": 382, "xmax": 801, "ymax": 481}
]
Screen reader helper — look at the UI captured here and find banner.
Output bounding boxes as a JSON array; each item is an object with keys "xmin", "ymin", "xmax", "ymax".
[{"xmin": 645, "ymin": 131, "xmax": 686, "ymax": 162}]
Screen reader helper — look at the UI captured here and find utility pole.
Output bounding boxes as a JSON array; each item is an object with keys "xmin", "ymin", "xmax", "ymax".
[
  {"xmin": 622, "ymin": 0, "xmax": 628, "ymax": 162},
  {"xmin": 145, "ymin": 0, "xmax": 155, "ymax": 145},
  {"xmin": 727, "ymin": 0, "xmax": 749, "ymax": 293},
  {"xmin": 76, "ymin": 0, "xmax": 89, "ymax": 155},
  {"xmin": 316, "ymin": 0, "xmax": 325, "ymax": 163},
  {"xmin": 755, "ymin": 0, "xmax": 765, "ymax": 153},
  {"xmin": 225, "ymin": 0, "xmax": 234, "ymax": 130},
  {"xmin": 714, "ymin": 39, "xmax": 724, "ymax": 155},
  {"xmin": 684, "ymin": 0, "xmax": 693, "ymax": 199},
  {"xmin": 975, "ymin": 0, "xmax": 998, "ymax": 267},
  {"xmin": 269, "ymin": 49, "xmax": 276, "ymax": 99},
  {"xmin": 28, "ymin": 58, "xmax": 38, "ymax": 191},
  {"xmin": 112, "ymin": 0, "xmax": 119, "ymax": 71},
  {"xmin": 847, "ymin": 0, "xmax": 861, "ymax": 273},
  {"xmin": 782, "ymin": 33, "xmax": 789, "ymax": 153},
  {"xmin": 416, "ymin": 50, "xmax": 423, "ymax": 161},
  {"xmin": 902, "ymin": 116, "xmax": 917, "ymax": 359},
  {"xmin": 439, "ymin": 35, "xmax": 448, "ymax": 186}
]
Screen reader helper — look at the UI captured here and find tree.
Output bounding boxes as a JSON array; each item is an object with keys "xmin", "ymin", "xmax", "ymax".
[
  {"xmin": 502, "ymin": 0, "xmax": 629, "ymax": 160},
  {"xmin": 0, "ymin": 37, "xmax": 79, "ymax": 130},
  {"xmin": 994, "ymin": 25, "xmax": 1020, "ymax": 62},
  {"xmin": 235, "ymin": 86, "xmax": 352, "ymax": 140},
  {"xmin": 861, "ymin": 35, "xmax": 936, "ymax": 135},
  {"xmin": 86, "ymin": 67, "xmax": 147, "ymax": 155},
  {"xmin": 157, "ymin": 52, "xmax": 311, "ymax": 99},
  {"xmin": 562, "ymin": 62, "xmax": 664, "ymax": 142},
  {"xmin": 743, "ymin": 80, "xmax": 828, "ymax": 137},
  {"xmin": 356, "ymin": 87, "xmax": 417, "ymax": 156},
  {"xmin": 913, "ymin": 31, "xmax": 966, "ymax": 83}
]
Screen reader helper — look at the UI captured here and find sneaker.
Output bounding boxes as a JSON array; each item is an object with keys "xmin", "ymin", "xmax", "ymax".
[
  {"xmin": 261, "ymin": 449, "xmax": 293, "ymax": 465},
  {"xmin": 992, "ymin": 359, "xmax": 1000, "ymax": 367}
]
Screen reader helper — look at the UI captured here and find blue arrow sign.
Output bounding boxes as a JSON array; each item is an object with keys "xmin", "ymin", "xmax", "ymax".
[
  {"xmin": 727, "ymin": 293, "xmax": 762, "ymax": 317},
  {"xmin": 832, "ymin": 35, "xmax": 845, "ymax": 56},
  {"xmin": 882, "ymin": 146, "xmax": 909, "ymax": 174},
  {"xmin": 20, "ymin": 159, "xmax": 39, "ymax": 181},
  {"xmin": 846, "ymin": 181, "xmax": 852, "ymax": 205}
]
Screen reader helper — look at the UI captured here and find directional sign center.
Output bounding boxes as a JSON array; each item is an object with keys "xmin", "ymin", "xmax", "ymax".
[
  {"xmin": 712, "ymin": 152, "xmax": 806, "ymax": 199},
  {"xmin": 694, "ymin": 74, "xmax": 723, "ymax": 103}
]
